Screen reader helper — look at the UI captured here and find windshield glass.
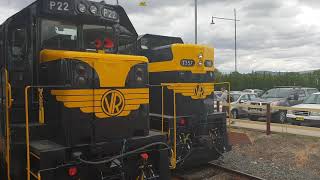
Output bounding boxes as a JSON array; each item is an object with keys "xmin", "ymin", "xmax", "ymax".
[
  {"xmin": 41, "ymin": 19, "xmax": 77, "ymax": 50},
  {"xmin": 261, "ymin": 88, "xmax": 293, "ymax": 98},
  {"xmin": 303, "ymin": 94, "xmax": 320, "ymax": 104},
  {"xmin": 140, "ymin": 35, "xmax": 183, "ymax": 49},
  {"xmin": 83, "ymin": 24, "xmax": 115, "ymax": 52},
  {"xmin": 231, "ymin": 94, "xmax": 240, "ymax": 102}
]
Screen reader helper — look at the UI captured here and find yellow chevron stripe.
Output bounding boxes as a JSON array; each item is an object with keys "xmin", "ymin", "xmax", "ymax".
[
  {"xmin": 56, "ymin": 93, "xmax": 149, "ymax": 102},
  {"xmin": 51, "ymin": 88, "xmax": 149, "ymax": 96}
]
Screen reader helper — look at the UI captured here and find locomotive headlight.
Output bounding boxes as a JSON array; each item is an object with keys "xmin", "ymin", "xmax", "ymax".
[
  {"xmin": 135, "ymin": 67, "xmax": 144, "ymax": 82},
  {"xmin": 198, "ymin": 53, "xmax": 203, "ymax": 60},
  {"xmin": 78, "ymin": 3, "xmax": 87, "ymax": 13},
  {"xmin": 204, "ymin": 60, "xmax": 213, "ymax": 67},
  {"xmin": 209, "ymin": 71, "xmax": 214, "ymax": 78},
  {"xmin": 89, "ymin": 5, "xmax": 98, "ymax": 14},
  {"xmin": 75, "ymin": 63, "xmax": 88, "ymax": 86}
]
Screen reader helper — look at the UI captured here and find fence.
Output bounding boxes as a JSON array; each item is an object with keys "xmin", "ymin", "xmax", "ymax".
[{"xmin": 213, "ymin": 101, "xmax": 320, "ymax": 136}]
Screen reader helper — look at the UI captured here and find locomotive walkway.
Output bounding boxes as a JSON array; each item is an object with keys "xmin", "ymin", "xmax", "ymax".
[{"xmin": 230, "ymin": 119, "xmax": 320, "ymax": 138}]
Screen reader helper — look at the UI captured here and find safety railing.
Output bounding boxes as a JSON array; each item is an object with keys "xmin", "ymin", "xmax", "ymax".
[
  {"xmin": 25, "ymin": 85, "xmax": 66, "ymax": 180},
  {"xmin": 3, "ymin": 69, "xmax": 11, "ymax": 180},
  {"xmin": 159, "ymin": 82, "xmax": 231, "ymax": 169},
  {"xmin": 160, "ymin": 83, "xmax": 177, "ymax": 169}
]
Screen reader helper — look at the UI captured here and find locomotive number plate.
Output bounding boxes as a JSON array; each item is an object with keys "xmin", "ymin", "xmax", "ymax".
[
  {"xmin": 47, "ymin": 0, "xmax": 71, "ymax": 12},
  {"xmin": 180, "ymin": 59, "xmax": 195, "ymax": 67}
]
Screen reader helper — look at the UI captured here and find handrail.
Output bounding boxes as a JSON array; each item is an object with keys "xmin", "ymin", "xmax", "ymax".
[
  {"xmin": 7, "ymin": 83, "xmax": 13, "ymax": 108},
  {"xmin": 25, "ymin": 85, "xmax": 67, "ymax": 180},
  {"xmin": 160, "ymin": 83, "xmax": 177, "ymax": 169},
  {"xmin": 25, "ymin": 86, "xmax": 31, "ymax": 180},
  {"xmin": 4, "ymin": 69, "xmax": 11, "ymax": 180}
]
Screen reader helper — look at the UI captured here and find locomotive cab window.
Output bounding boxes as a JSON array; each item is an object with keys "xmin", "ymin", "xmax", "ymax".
[
  {"xmin": 9, "ymin": 27, "xmax": 27, "ymax": 63},
  {"xmin": 83, "ymin": 24, "xmax": 116, "ymax": 53},
  {"xmin": 41, "ymin": 19, "xmax": 78, "ymax": 50},
  {"xmin": 138, "ymin": 34, "xmax": 183, "ymax": 62}
]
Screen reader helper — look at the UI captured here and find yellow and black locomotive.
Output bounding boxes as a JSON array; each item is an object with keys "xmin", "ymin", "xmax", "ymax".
[
  {"xmin": 0, "ymin": 0, "xmax": 170, "ymax": 179},
  {"xmin": 136, "ymin": 34, "xmax": 229, "ymax": 168}
]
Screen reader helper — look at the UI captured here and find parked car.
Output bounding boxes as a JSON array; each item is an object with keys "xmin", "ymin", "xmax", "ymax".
[
  {"xmin": 230, "ymin": 92, "xmax": 259, "ymax": 119},
  {"xmin": 247, "ymin": 86, "xmax": 319, "ymax": 122},
  {"xmin": 287, "ymin": 93, "xmax": 320, "ymax": 127},
  {"xmin": 242, "ymin": 89, "xmax": 264, "ymax": 97}
]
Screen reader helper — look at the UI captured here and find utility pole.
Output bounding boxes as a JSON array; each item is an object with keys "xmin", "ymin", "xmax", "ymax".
[
  {"xmin": 195, "ymin": 0, "xmax": 198, "ymax": 44},
  {"xmin": 211, "ymin": 9, "xmax": 240, "ymax": 72},
  {"xmin": 116, "ymin": 0, "xmax": 119, "ymax": 5},
  {"xmin": 234, "ymin": 9, "xmax": 237, "ymax": 72}
]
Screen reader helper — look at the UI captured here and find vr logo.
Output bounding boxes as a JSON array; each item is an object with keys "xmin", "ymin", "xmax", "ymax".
[
  {"xmin": 101, "ymin": 90, "xmax": 125, "ymax": 116},
  {"xmin": 194, "ymin": 84, "xmax": 205, "ymax": 98}
]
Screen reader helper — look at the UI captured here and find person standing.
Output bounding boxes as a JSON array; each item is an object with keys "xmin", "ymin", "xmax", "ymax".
[{"xmin": 218, "ymin": 87, "xmax": 229, "ymax": 113}]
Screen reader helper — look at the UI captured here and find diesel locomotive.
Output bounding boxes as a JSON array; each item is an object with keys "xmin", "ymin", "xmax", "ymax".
[
  {"xmin": 0, "ymin": 0, "xmax": 170, "ymax": 179},
  {"xmin": 136, "ymin": 34, "xmax": 229, "ymax": 168}
]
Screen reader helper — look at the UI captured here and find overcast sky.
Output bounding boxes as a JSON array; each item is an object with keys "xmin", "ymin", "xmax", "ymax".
[{"xmin": 1, "ymin": 0, "xmax": 320, "ymax": 73}]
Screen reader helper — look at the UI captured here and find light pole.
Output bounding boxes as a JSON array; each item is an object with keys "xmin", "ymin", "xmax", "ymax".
[
  {"xmin": 211, "ymin": 9, "xmax": 240, "ymax": 72},
  {"xmin": 195, "ymin": 0, "xmax": 198, "ymax": 44}
]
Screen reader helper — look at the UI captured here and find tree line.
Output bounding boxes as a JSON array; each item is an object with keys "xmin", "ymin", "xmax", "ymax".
[{"xmin": 214, "ymin": 70, "xmax": 320, "ymax": 91}]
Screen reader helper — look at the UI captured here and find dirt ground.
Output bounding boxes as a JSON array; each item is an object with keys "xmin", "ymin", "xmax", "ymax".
[{"xmin": 226, "ymin": 127, "xmax": 320, "ymax": 179}]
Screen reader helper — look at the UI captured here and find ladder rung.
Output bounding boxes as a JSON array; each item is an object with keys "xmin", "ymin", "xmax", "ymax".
[
  {"xmin": 30, "ymin": 152, "xmax": 40, "ymax": 159},
  {"xmin": 28, "ymin": 169, "xmax": 40, "ymax": 180}
]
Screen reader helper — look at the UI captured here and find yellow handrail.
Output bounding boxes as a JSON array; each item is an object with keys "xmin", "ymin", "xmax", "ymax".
[
  {"xmin": 172, "ymin": 92, "xmax": 177, "ymax": 168},
  {"xmin": 7, "ymin": 83, "xmax": 13, "ymax": 109},
  {"xmin": 25, "ymin": 86, "xmax": 31, "ymax": 180},
  {"xmin": 161, "ymin": 86, "xmax": 164, "ymax": 133},
  {"xmin": 5, "ymin": 69, "xmax": 11, "ymax": 180}
]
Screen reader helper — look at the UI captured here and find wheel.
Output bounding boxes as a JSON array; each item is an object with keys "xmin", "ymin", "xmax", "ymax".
[
  {"xmin": 274, "ymin": 111, "xmax": 287, "ymax": 123},
  {"xmin": 231, "ymin": 110, "xmax": 239, "ymax": 119},
  {"xmin": 249, "ymin": 115, "xmax": 259, "ymax": 121}
]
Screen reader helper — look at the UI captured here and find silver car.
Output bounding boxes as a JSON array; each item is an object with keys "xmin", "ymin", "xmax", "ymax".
[
  {"xmin": 287, "ymin": 93, "xmax": 320, "ymax": 127},
  {"xmin": 230, "ymin": 92, "xmax": 258, "ymax": 119}
]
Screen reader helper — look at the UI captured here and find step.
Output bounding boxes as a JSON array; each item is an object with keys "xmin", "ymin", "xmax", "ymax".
[
  {"xmin": 10, "ymin": 123, "xmax": 48, "ymax": 143},
  {"xmin": 29, "ymin": 140, "xmax": 67, "ymax": 170}
]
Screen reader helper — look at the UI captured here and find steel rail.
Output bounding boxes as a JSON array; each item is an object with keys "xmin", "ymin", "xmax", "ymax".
[
  {"xmin": 208, "ymin": 162, "xmax": 266, "ymax": 180},
  {"xmin": 173, "ymin": 162, "xmax": 265, "ymax": 180}
]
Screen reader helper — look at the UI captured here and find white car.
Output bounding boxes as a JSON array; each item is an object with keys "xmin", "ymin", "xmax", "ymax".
[{"xmin": 287, "ymin": 92, "xmax": 320, "ymax": 127}]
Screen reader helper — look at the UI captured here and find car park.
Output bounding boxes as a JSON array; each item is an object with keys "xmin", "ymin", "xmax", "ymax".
[
  {"xmin": 287, "ymin": 93, "xmax": 320, "ymax": 127},
  {"xmin": 248, "ymin": 86, "xmax": 319, "ymax": 122}
]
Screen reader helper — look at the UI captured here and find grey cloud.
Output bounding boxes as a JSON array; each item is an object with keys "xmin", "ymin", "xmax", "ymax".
[{"xmin": 1, "ymin": 0, "xmax": 320, "ymax": 73}]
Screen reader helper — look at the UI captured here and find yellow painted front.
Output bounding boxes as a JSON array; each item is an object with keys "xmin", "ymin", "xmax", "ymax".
[
  {"xmin": 40, "ymin": 49, "xmax": 148, "ymax": 87},
  {"xmin": 149, "ymin": 44, "xmax": 214, "ymax": 74},
  {"xmin": 162, "ymin": 83, "xmax": 214, "ymax": 99},
  {"xmin": 51, "ymin": 88, "xmax": 149, "ymax": 119}
]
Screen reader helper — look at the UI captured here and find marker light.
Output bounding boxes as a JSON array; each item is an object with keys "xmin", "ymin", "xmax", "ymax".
[
  {"xmin": 140, "ymin": 153, "xmax": 149, "ymax": 160},
  {"xmin": 78, "ymin": 3, "xmax": 87, "ymax": 13},
  {"xmin": 179, "ymin": 118, "xmax": 187, "ymax": 126},
  {"xmin": 68, "ymin": 167, "xmax": 78, "ymax": 177},
  {"xmin": 89, "ymin": 5, "xmax": 98, "ymax": 14}
]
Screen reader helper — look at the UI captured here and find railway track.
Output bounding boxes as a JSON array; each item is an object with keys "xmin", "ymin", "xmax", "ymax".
[{"xmin": 173, "ymin": 162, "xmax": 265, "ymax": 180}]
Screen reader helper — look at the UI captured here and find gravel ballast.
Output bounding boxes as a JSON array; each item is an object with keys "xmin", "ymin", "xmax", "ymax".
[{"xmin": 216, "ymin": 128, "xmax": 320, "ymax": 180}]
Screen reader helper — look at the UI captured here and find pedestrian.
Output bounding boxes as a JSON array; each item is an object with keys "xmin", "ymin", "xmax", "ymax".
[{"xmin": 218, "ymin": 87, "xmax": 229, "ymax": 113}]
